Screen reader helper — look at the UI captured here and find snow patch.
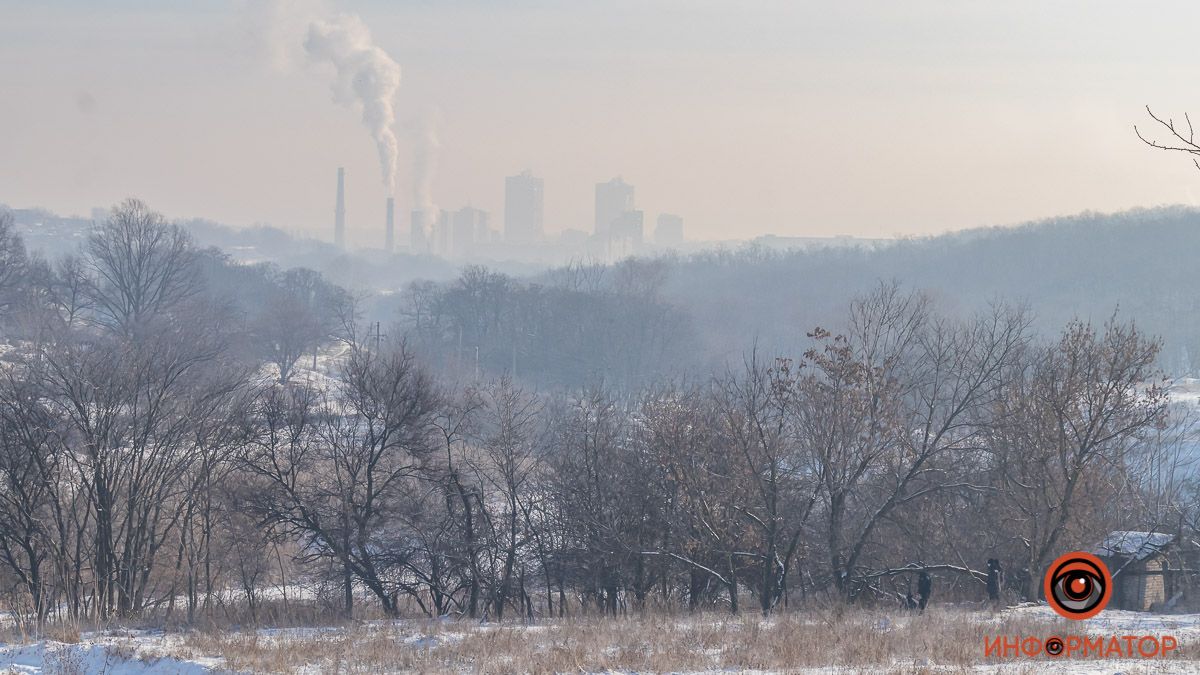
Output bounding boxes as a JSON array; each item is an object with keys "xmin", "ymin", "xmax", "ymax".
[
  {"xmin": 1093, "ymin": 531, "xmax": 1174, "ymax": 560},
  {"xmin": 0, "ymin": 639, "xmax": 223, "ymax": 674}
]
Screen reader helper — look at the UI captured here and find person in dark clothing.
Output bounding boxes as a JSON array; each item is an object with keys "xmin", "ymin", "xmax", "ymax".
[
  {"xmin": 904, "ymin": 591, "xmax": 918, "ymax": 610},
  {"xmin": 917, "ymin": 571, "xmax": 932, "ymax": 612},
  {"xmin": 986, "ymin": 558, "xmax": 1004, "ymax": 603}
]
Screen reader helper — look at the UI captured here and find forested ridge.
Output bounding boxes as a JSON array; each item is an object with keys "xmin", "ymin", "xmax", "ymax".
[{"xmin": 0, "ymin": 200, "xmax": 1195, "ymax": 627}]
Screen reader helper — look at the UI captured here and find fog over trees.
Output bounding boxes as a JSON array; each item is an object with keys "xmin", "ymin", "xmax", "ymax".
[{"xmin": 0, "ymin": 200, "xmax": 1196, "ymax": 627}]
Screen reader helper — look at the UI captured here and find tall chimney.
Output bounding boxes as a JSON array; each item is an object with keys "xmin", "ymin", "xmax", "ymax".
[
  {"xmin": 385, "ymin": 197, "xmax": 395, "ymax": 252},
  {"xmin": 334, "ymin": 167, "xmax": 346, "ymax": 248}
]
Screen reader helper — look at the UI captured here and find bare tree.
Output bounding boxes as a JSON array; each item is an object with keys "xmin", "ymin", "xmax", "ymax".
[
  {"xmin": 0, "ymin": 212, "xmax": 27, "ymax": 319},
  {"xmin": 475, "ymin": 376, "xmax": 542, "ymax": 619},
  {"xmin": 642, "ymin": 388, "xmax": 751, "ymax": 614},
  {"xmin": 1135, "ymin": 106, "xmax": 1200, "ymax": 171},
  {"xmin": 988, "ymin": 315, "xmax": 1167, "ymax": 598},
  {"xmin": 245, "ymin": 343, "xmax": 440, "ymax": 617},
  {"xmin": 546, "ymin": 387, "xmax": 643, "ymax": 615},
  {"xmin": 785, "ymin": 284, "xmax": 1031, "ymax": 602},
  {"xmin": 424, "ymin": 386, "xmax": 484, "ymax": 617},
  {"xmin": 49, "ymin": 255, "xmax": 94, "ymax": 330},
  {"xmin": 0, "ymin": 364, "xmax": 67, "ymax": 623},
  {"xmin": 712, "ymin": 353, "xmax": 814, "ymax": 614},
  {"xmin": 84, "ymin": 199, "xmax": 200, "ymax": 336},
  {"xmin": 256, "ymin": 268, "xmax": 348, "ymax": 383}
]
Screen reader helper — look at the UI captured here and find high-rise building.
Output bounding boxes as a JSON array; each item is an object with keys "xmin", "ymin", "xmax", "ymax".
[
  {"xmin": 432, "ymin": 210, "xmax": 452, "ymax": 257},
  {"xmin": 409, "ymin": 206, "xmax": 496, "ymax": 259},
  {"xmin": 594, "ymin": 177, "xmax": 634, "ymax": 237},
  {"xmin": 610, "ymin": 209, "xmax": 644, "ymax": 257},
  {"xmin": 334, "ymin": 167, "xmax": 346, "ymax": 248},
  {"xmin": 505, "ymin": 171, "xmax": 543, "ymax": 244},
  {"xmin": 655, "ymin": 213, "xmax": 683, "ymax": 246},
  {"xmin": 452, "ymin": 207, "xmax": 490, "ymax": 258}
]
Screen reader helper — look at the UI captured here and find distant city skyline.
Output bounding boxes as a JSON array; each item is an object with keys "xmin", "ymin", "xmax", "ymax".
[
  {"xmin": 327, "ymin": 167, "xmax": 685, "ymax": 258},
  {"xmin": 4, "ymin": 1, "xmax": 1200, "ymax": 245}
]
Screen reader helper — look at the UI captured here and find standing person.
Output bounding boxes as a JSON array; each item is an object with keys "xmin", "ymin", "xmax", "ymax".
[
  {"xmin": 986, "ymin": 559, "xmax": 1004, "ymax": 604},
  {"xmin": 917, "ymin": 571, "xmax": 932, "ymax": 612}
]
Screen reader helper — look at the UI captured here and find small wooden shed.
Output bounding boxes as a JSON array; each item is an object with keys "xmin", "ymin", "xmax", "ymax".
[{"xmin": 1092, "ymin": 531, "xmax": 1174, "ymax": 612}]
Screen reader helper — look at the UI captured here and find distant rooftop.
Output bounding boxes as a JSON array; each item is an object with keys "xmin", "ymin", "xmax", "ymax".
[{"xmin": 1093, "ymin": 531, "xmax": 1174, "ymax": 561}]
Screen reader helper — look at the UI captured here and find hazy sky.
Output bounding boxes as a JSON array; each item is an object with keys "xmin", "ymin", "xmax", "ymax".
[{"xmin": 2, "ymin": 0, "xmax": 1200, "ymax": 245}]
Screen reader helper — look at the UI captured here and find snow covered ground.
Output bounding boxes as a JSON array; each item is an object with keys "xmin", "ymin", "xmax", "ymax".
[
  {"xmin": 1005, "ymin": 601, "xmax": 1200, "ymax": 637},
  {"xmin": 0, "ymin": 631, "xmax": 220, "ymax": 674},
  {"xmin": 1169, "ymin": 378, "xmax": 1200, "ymax": 406},
  {"xmin": 1, "ymin": 604, "xmax": 1198, "ymax": 673}
]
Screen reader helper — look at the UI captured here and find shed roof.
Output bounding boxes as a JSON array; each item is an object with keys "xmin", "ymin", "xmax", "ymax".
[{"xmin": 1093, "ymin": 531, "xmax": 1174, "ymax": 561}]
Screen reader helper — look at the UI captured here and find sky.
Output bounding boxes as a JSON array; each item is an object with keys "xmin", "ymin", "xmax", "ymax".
[{"xmin": 2, "ymin": 0, "xmax": 1200, "ymax": 246}]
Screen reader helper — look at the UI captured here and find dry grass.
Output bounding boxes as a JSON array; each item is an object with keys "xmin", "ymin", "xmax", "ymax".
[
  {"xmin": 3, "ymin": 604, "xmax": 1192, "ymax": 673},
  {"xmin": 163, "ymin": 606, "xmax": 1119, "ymax": 673}
]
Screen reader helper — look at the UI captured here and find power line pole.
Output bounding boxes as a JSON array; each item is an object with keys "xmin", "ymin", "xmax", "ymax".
[{"xmin": 368, "ymin": 321, "xmax": 385, "ymax": 352}]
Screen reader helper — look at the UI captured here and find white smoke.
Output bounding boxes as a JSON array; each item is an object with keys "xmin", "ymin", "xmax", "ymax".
[
  {"xmin": 303, "ymin": 14, "xmax": 402, "ymax": 194},
  {"xmin": 253, "ymin": 0, "xmax": 326, "ymax": 72},
  {"xmin": 413, "ymin": 112, "xmax": 441, "ymax": 216}
]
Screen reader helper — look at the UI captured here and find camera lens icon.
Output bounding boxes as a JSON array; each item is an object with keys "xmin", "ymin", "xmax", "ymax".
[{"xmin": 1044, "ymin": 552, "xmax": 1112, "ymax": 620}]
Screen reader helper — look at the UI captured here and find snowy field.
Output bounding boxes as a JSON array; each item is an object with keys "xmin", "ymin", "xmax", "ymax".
[
  {"xmin": 0, "ymin": 632, "xmax": 218, "ymax": 674},
  {"xmin": 1, "ymin": 604, "xmax": 1199, "ymax": 673}
]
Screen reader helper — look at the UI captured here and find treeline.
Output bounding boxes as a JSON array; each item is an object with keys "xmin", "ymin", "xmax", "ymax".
[
  {"xmin": 398, "ymin": 259, "xmax": 693, "ymax": 391},
  {"xmin": 379, "ymin": 207, "xmax": 1200, "ymax": 385},
  {"xmin": 0, "ymin": 202, "xmax": 1195, "ymax": 627},
  {"xmin": 658, "ymin": 206, "xmax": 1200, "ymax": 374}
]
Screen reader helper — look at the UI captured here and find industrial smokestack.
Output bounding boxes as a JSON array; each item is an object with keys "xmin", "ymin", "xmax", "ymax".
[
  {"xmin": 385, "ymin": 197, "xmax": 395, "ymax": 252},
  {"xmin": 334, "ymin": 167, "xmax": 346, "ymax": 248}
]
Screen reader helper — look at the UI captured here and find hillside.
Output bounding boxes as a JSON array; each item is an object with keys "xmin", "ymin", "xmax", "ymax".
[{"xmin": 657, "ymin": 206, "xmax": 1200, "ymax": 375}]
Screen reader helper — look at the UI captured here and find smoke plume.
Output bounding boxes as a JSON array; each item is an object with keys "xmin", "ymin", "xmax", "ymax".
[
  {"xmin": 304, "ymin": 14, "xmax": 402, "ymax": 193},
  {"xmin": 413, "ymin": 112, "xmax": 441, "ymax": 216}
]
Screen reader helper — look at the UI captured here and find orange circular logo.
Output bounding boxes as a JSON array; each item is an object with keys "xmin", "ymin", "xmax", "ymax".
[{"xmin": 1044, "ymin": 551, "xmax": 1112, "ymax": 620}]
